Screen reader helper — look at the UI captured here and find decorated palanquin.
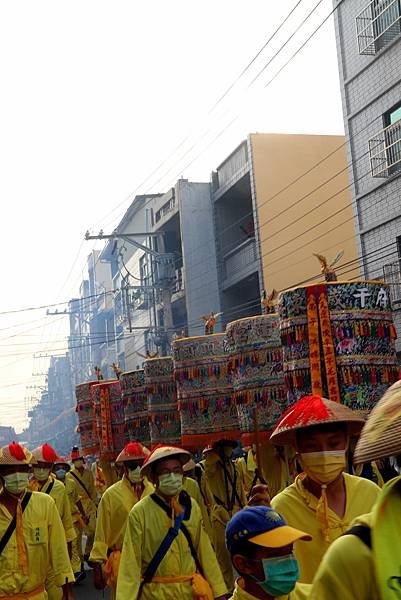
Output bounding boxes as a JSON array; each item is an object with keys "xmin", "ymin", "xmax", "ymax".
[
  {"xmin": 91, "ymin": 380, "xmax": 127, "ymax": 459},
  {"xmin": 225, "ymin": 315, "xmax": 288, "ymax": 443},
  {"xmin": 75, "ymin": 382, "xmax": 99, "ymax": 456},
  {"xmin": 144, "ymin": 357, "xmax": 181, "ymax": 446},
  {"xmin": 120, "ymin": 369, "xmax": 151, "ymax": 447},
  {"xmin": 172, "ymin": 334, "xmax": 239, "ymax": 449},
  {"xmin": 279, "ymin": 281, "xmax": 399, "ymax": 412}
]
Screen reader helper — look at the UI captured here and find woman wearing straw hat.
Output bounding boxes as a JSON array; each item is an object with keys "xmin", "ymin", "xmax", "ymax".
[
  {"xmin": 89, "ymin": 442, "xmax": 153, "ymax": 597},
  {"xmin": 116, "ymin": 444, "xmax": 228, "ymax": 600},
  {"xmin": 269, "ymin": 395, "xmax": 381, "ymax": 584},
  {"xmin": 310, "ymin": 380, "xmax": 401, "ymax": 599}
]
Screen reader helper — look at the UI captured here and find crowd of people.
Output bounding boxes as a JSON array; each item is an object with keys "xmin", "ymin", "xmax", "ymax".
[{"xmin": 1, "ymin": 384, "xmax": 401, "ymax": 599}]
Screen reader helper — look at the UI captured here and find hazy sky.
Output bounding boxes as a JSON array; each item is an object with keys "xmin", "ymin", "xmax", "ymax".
[{"xmin": 0, "ymin": 0, "xmax": 345, "ymax": 431}]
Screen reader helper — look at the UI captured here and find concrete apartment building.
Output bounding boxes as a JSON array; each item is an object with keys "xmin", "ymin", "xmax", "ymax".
[
  {"xmin": 212, "ymin": 133, "xmax": 360, "ymax": 327},
  {"xmin": 333, "ymin": 0, "xmax": 401, "ymax": 345}
]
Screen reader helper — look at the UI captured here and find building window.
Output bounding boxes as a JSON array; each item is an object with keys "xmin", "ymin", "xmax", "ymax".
[
  {"xmin": 369, "ymin": 102, "xmax": 401, "ymax": 177},
  {"xmin": 356, "ymin": 0, "xmax": 401, "ymax": 55}
]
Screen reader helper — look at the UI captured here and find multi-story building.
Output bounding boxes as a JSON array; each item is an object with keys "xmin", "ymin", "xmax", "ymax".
[
  {"xmin": 333, "ymin": 0, "xmax": 401, "ymax": 346},
  {"xmin": 212, "ymin": 133, "xmax": 360, "ymax": 326}
]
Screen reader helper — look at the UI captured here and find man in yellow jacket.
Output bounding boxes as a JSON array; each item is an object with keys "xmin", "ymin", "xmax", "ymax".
[
  {"xmin": 226, "ymin": 505, "xmax": 311, "ymax": 599},
  {"xmin": 116, "ymin": 444, "xmax": 229, "ymax": 600},
  {"xmin": 310, "ymin": 379, "xmax": 401, "ymax": 599},
  {"xmin": 270, "ymin": 395, "xmax": 381, "ymax": 583},
  {"xmin": 0, "ymin": 442, "xmax": 74, "ymax": 600},
  {"xmin": 183, "ymin": 460, "xmax": 214, "ymax": 543},
  {"xmin": 29, "ymin": 444, "xmax": 76, "ymax": 600},
  {"xmin": 90, "ymin": 442, "xmax": 153, "ymax": 595},
  {"xmin": 65, "ymin": 446, "xmax": 97, "ymax": 572},
  {"xmin": 203, "ymin": 440, "xmax": 247, "ymax": 591}
]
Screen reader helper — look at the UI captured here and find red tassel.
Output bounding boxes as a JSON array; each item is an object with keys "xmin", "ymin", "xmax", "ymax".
[
  {"xmin": 9, "ymin": 442, "xmax": 26, "ymax": 461},
  {"xmin": 42, "ymin": 443, "xmax": 58, "ymax": 463}
]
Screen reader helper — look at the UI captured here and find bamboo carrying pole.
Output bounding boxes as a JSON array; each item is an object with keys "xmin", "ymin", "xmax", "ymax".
[{"xmin": 252, "ymin": 407, "xmax": 267, "ymax": 486}]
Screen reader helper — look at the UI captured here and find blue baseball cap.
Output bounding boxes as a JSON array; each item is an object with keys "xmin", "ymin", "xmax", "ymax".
[{"xmin": 226, "ymin": 506, "xmax": 311, "ymax": 554}]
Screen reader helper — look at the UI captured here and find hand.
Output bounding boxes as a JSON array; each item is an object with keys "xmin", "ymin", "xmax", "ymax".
[{"xmin": 247, "ymin": 484, "xmax": 271, "ymax": 507}]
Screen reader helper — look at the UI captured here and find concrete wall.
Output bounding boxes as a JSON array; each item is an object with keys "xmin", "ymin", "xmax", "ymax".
[
  {"xmin": 250, "ymin": 133, "xmax": 360, "ymax": 293},
  {"xmin": 176, "ymin": 179, "xmax": 221, "ymax": 335},
  {"xmin": 334, "ymin": 0, "xmax": 401, "ymax": 347}
]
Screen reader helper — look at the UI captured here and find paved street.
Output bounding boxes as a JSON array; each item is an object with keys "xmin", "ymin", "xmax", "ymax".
[{"xmin": 74, "ymin": 570, "xmax": 111, "ymax": 600}]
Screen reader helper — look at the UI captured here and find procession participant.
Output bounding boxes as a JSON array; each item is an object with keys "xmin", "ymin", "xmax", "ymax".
[
  {"xmin": 183, "ymin": 459, "xmax": 214, "ymax": 542},
  {"xmin": 203, "ymin": 439, "xmax": 247, "ymax": 591},
  {"xmin": 310, "ymin": 379, "xmax": 401, "ymax": 599},
  {"xmin": 270, "ymin": 394, "xmax": 381, "ymax": 583},
  {"xmin": 29, "ymin": 444, "xmax": 76, "ymax": 600},
  {"xmin": 91, "ymin": 458, "xmax": 106, "ymax": 498},
  {"xmin": 90, "ymin": 442, "xmax": 153, "ymax": 595},
  {"xmin": 65, "ymin": 446, "xmax": 97, "ymax": 570},
  {"xmin": 53, "ymin": 457, "xmax": 71, "ymax": 483},
  {"xmin": 226, "ymin": 505, "xmax": 312, "ymax": 599},
  {"xmin": 0, "ymin": 442, "xmax": 74, "ymax": 600},
  {"xmin": 116, "ymin": 444, "xmax": 229, "ymax": 600}
]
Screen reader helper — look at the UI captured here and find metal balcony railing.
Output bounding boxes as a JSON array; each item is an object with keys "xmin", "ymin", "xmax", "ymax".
[
  {"xmin": 356, "ymin": 0, "xmax": 401, "ymax": 55},
  {"xmin": 222, "ymin": 238, "xmax": 257, "ymax": 282},
  {"xmin": 384, "ymin": 260, "xmax": 401, "ymax": 304},
  {"xmin": 369, "ymin": 119, "xmax": 401, "ymax": 177}
]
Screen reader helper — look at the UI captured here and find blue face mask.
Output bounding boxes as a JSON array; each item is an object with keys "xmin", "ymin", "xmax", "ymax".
[
  {"xmin": 251, "ymin": 553, "xmax": 299, "ymax": 597},
  {"xmin": 55, "ymin": 468, "xmax": 67, "ymax": 480}
]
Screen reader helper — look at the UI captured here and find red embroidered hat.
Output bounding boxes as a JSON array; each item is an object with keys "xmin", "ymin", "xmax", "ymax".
[
  {"xmin": 270, "ymin": 395, "xmax": 365, "ymax": 446},
  {"xmin": 0, "ymin": 442, "xmax": 32, "ymax": 466},
  {"xmin": 116, "ymin": 442, "xmax": 150, "ymax": 464}
]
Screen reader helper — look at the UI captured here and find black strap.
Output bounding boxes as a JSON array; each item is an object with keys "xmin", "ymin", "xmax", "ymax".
[
  {"xmin": 43, "ymin": 480, "xmax": 55, "ymax": 495},
  {"xmin": 70, "ymin": 471, "xmax": 92, "ymax": 500},
  {"xmin": 0, "ymin": 492, "xmax": 32, "ymax": 555},
  {"xmin": 343, "ymin": 524, "xmax": 372, "ymax": 549}
]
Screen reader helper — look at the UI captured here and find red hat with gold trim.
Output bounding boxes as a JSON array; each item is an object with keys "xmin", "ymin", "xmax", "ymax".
[
  {"xmin": 0, "ymin": 442, "xmax": 32, "ymax": 466},
  {"xmin": 116, "ymin": 442, "xmax": 150, "ymax": 464},
  {"xmin": 31, "ymin": 443, "xmax": 59, "ymax": 465},
  {"xmin": 270, "ymin": 395, "xmax": 365, "ymax": 446},
  {"xmin": 70, "ymin": 445, "xmax": 84, "ymax": 461}
]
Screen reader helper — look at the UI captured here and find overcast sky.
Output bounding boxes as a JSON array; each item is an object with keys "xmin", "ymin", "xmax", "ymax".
[{"xmin": 0, "ymin": 0, "xmax": 345, "ymax": 431}]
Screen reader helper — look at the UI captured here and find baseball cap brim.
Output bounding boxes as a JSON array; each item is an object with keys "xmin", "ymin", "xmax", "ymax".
[{"xmin": 249, "ymin": 525, "xmax": 311, "ymax": 549}]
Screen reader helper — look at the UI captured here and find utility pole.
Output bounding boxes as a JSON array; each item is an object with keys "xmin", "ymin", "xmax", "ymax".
[{"xmin": 85, "ymin": 230, "xmax": 176, "ymax": 354}]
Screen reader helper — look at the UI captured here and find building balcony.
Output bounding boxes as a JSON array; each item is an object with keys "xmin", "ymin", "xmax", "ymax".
[
  {"xmin": 221, "ymin": 238, "xmax": 258, "ymax": 284},
  {"xmin": 356, "ymin": 0, "xmax": 401, "ymax": 55},
  {"xmin": 369, "ymin": 119, "xmax": 401, "ymax": 177},
  {"xmin": 171, "ymin": 267, "xmax": 185, "ymax": 301},
  {"xmin": 384, "ymin": 259, "xmax": 401, "ymax": 305}
]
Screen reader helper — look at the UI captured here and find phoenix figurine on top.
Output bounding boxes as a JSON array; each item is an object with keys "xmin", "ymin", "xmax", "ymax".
[
  {"xmin": 313, "ymin": 251, "xmax": 344, "ymax": 282},
  {"xmin": 261, "ymin": 289, "xmax": 278, "ymax": 314},
  {"xmin": 200, "ymin": 311, "xmax": 223, "ymax": 335}
]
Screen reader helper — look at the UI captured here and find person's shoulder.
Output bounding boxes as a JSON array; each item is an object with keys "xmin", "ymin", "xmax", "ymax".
[
  {"xmin": 30, "ymin": 490, "xmax": 58, "ymax": 513},
  {"xmin": 344, "ymin": 473, "xmax": 381, "ymax": 494},
  {"xmin": 52, "ymin": 478, "xmax": 65, "ymax": 490},
  {"xmin": 271, "ymin": 482, "xmax": 298, "ymax": 506}
]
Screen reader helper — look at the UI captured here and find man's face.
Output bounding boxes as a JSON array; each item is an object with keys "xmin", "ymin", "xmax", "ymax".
[
  {"xmin": 296, "ymin": 424, "xmax": 348, "ymax": 454},
  {"xmin": 152, "ymin": 458, "xmax": 183, "ymax": 482}
]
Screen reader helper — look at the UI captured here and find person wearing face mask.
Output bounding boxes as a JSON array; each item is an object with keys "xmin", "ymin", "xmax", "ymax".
[
  {"xmin": 202, "ymin": 440, "xmax": 247, "ymax": 592},
  {"xmin": 0, "ymin": 442, "xmax": 74, "ymax": 600},
  {"xmin": 65, "ymin": 447, "xmax": 97, "ymax": 576},
  {"xmin": 270, "ymin": 395, "xmax": 381, "ymax": 583},
  {"xmin": 183, "ymin": 459, "xmax": 214, "ymax": 543},
  {"xmin": 29, "ymin": 444, "xmax": 76, "ymax": 600},
  {"xmin": 89, "ymin": 442, "xmax": 153, "ymax": 597},
  {"xmin": 226, "ymin": 506, "xmax": 312, "ymax": 599},
  {"xmin": 116, "ymin": 444, "xmax": 229, "ymax": 600},
  {"xmin": 53, "ymin": 458, "xmax": 71, "ymax": 483}
]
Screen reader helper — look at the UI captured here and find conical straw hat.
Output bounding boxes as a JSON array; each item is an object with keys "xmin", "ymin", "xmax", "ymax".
[{"xmin": 354, "ymin": 380, "xmax": 401, "ymax": 465}]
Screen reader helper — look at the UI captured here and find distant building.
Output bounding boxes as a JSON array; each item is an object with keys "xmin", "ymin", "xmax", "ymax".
[
  {"xmin": 0, "ymin": 426, "xmax": 17, "ymax": 445},
  {"xmin": 333, "ymin": 0, "xmax": 401, "ymax": 347}
]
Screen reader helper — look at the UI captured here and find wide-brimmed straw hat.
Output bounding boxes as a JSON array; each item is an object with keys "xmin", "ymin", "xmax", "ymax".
[
  {"xmin": 140, "ymin": 445, "xmax": 190, "ymax": 478},
  {"xmin": 0, "ymin": 442, "xmax": 32, "ymax": 466},
  {"xmin": 270, "ymin": 395, "xmax": 365, "ymax": 446},
  {"xmin": 116, "ymin": 442, "xmax": 150, "ymax": 464},
  {"xmin": 31, "ymin": 443, "xmax": 59, "ymax": 465},
  {"xmin": 354, "ymin": 380, "xmax": 401, "ymax": 465}
]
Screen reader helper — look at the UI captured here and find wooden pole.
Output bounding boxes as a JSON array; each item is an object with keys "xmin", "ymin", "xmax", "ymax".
[{"xmin": 253, "ymin": 407, "xmax": 266, "ymax": 483}]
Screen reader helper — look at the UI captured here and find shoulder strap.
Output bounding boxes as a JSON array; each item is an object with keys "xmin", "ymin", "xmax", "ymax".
[
  {"xmin": 138, "ymin": 508, "xmax": 185, "ymax": 598},
  {"xmin": 343, "ymin": 524, "xmax": 372, "ymax": 549},
  {"xmin": 180, "ymin": 523, "xmax": 204, "ymax": 576},
  {"xmin": 44, "ymin": 480, "xmax": 55, "ymax": 495},
  {"xmin": 0, "ymin": 492, "xmax": 32, "ymax": 555},
  {"xmin": 70, "ymin": 470, "xmax": 92, "ymax": 499}
]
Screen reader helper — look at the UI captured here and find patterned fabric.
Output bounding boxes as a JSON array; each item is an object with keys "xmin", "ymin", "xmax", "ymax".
[
  {"xmin": 75, "ymin": 381, "xmax": 99, "ymax": 455},
  {"xmin": 120, "ymin": 370, "xmax": 150, "ymax": 446},
  {"xmin": 144, "ymin": 358, "xmax": 181, "ymax": 447},
  {"xmin": 92, "ymin": 381, "xmax": 127, "ymax": 459}
]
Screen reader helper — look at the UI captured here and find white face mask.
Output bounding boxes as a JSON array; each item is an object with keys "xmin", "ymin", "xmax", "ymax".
[
  {"xmin": 127, "ymin": 466, "xmax": 141, "ymax": 483},
  {"xmin": 3, "ymin": 472, "xmax": 29, "ymax": 495},
  {"xmin": 33, "ymin": 467, "xmax": 51, "ymax": 482},
  {"xmin": 158, "ymin": 473, "xmax": 183, "ymax": 497},
  {"xmin": 73, "ymin": 459, "xmax": 84, "ymax": 469}
]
